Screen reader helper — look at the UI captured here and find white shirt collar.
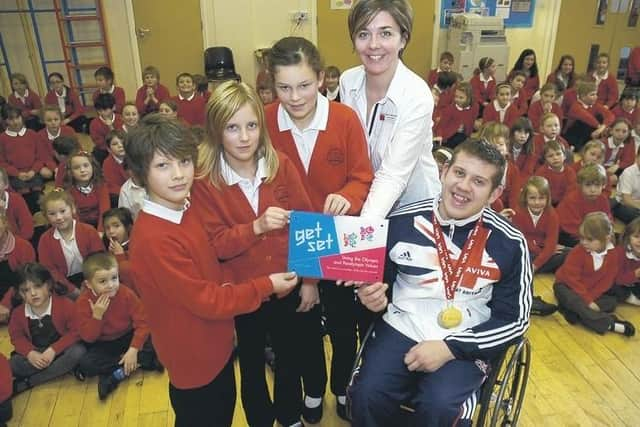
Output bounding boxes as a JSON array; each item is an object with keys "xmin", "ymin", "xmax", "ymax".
[
  {"xmin": 220, "ymin": 154, "xmax": 268, "ymax": 185},
  {"xmin": 142, "ymin": 198, "xmax": 189, "ymax": 224},
  {"xmin": 347, "ymin": 60, "xmax": 411, "ymax": 110},
  {"xmin": 593, "ymin": 70, "xmax": 609, "ymax": 81},
  {"xmin": 607, "ymin": 136, "xmax": 623, "ymax": 148},
  {"xmin": 277, "ymin": 94, "xmax": 329, "ymax": 132},
  {"xmin": 56, "ymin": 86, "xmax": 67, "ymax": 98},
  {"xmin": 178, "ymin": 92, "xmax": 195, "ymax": 101},
  {"xmin": 99, "ymin": 113, "xmax": 115, "ymax": 125},
  {"xmin": 14, "ymin": 89, "xmax": 29, "ymax": 101},
  {"xmin": 53, "ymin": 220, "xmax": 77, "ymax": 241},
  {"xmin": 626, "ymin": 247, "xmax": 640, "ymax": 261},
  {"xmin": 47, "ymin": 128, "xmax": 61, "ymax": 140},
  {"xmin": 102, "ymin": 84, "xmax": 115, "ymax": 94},
  {"xmin": 493, "ymin": 99, "xmax": 510, "ymax": 112},
  {"xmin": 25, "ymin": 296, "xmax": 53, "ymax": 319},
  {"xmin": 433, "ymin": 196, "xmax": 484, "ymax": 227},
  {"xmin": 5, "ymin": 127, "xmax": 27, "ymax": 137},
  {"xmin": 479, "ymin": 73, "xmax": 494, "ymax": 84}
]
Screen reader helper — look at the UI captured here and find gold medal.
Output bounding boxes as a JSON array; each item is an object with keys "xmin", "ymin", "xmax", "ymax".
[{"xmin": 438, "ymin": 305, "xmax": 463, "ymax": 329}]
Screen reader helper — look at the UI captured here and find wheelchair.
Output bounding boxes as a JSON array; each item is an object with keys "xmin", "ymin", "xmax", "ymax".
[{"xmin": 346, "ymin": 324, "xmax": 531, "ymax": 426}]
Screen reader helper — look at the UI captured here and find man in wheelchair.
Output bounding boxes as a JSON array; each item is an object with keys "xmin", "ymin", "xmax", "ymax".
[{"xmin": 349, "ymin": 139, "xmax": 532, "ymax": 426}]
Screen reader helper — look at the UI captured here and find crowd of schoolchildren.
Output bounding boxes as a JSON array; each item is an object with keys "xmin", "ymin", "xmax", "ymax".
[{"xmin": 0, "ymin": 38, "xmax": 638, "ymax": 427}]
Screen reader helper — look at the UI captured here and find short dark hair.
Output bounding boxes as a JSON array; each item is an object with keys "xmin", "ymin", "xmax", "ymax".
[
  {"xmin": 52, "ymin": 135, "xmax": 80, "ymax": 156},
  {"xmin": 450, "ymin": 139, "xmax": 506, "ymax": 190},
  {"xmin": 83, "ymin": 252, "xmax": 118, "ymax": 281},
  {"xmin": 2, "ymin": 104, "xmax": 22, "ymax": 120},
  {"xmin": 94, "ymin": 66, "xmax": 114, "ymax": 81},
  {"xmin": 125, "ymin": 113, "xmax": 198, "ymax": 188},
  {"xmin": 94, "ymin": 93, "xmax": 116, "ymax": 110},
  {"xmin": 268, "ymin": 37, "xmax": 324, "ymax": 77}
]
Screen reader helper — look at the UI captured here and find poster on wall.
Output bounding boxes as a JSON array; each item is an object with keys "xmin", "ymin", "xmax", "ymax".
[
  {"xmin": 629, "ymin": 0, "xmax": 640, "ymax": 27},
  {"xmin": 440, "ymin": 0, "xmax": 535, "ymax": 27},
  {"xmin": 595, "ymin": 0, "xmax": 608, "ymax": 25},
  {"xmin": 331, "ymin": 0, "xmax": 353, "ymax": 9}
]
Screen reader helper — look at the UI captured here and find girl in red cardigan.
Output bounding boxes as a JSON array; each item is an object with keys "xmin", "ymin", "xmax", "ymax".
[
  {"xmin": 528, "ymin": 83, "xmax": 564, "ymax": 131},
  {"xmin": 470, "ymin": 56, "xmax": 496, "ymax": 116},
  {"xmin": 611, "ymin": 218, "xmax": 640, "ymax": 305},
  {"xmin": 564, "ymin": 80, "xmax": 615, "ymax": 151},
  {"xmin": 434, "ymin": 82, "xmax": 478, "ymax": 148},
  {"xmin": 509, "ymin": 117, "xmax": 537, "ymax": 178},
  {"xmin": 508, "ymin": 71, "xmax": 529, "ymax": 115},
  {"xmin": 603, "ymin": 118, "xmax": 636, "ymax": 179},
  {"xmin": 546, "ymin": 55, "xmax": 576, "ymax": 91},
  {"xmin": 611, "ymin": 91, "xmax": 638, "ymax": 123},
  {"xmin": 135, "ymin": 65, "xmax": 170, "ymax": 116},
  {"xmin": 0, "ymin": 167, "xmax": 34, "ymax": 241},
  {"xmin": 192, "ymin": 80, "xmax": 320, "ymax": 427},
  {"xmin": 121, "ymin": 103, "xmax": 140, "ymax": 134},
  {"xmin": 9, "ymin": 73, "xmax": 43, "ymax": 131},
  {"xmin": 64, "ymin": 151, "xmax": 110, "ymax": 230},
  {"xmin": 9, "ymin": 262, "xmax": 85, "ymax": 394},
  {"xmin": 37, "ymin": 105, "xmax": 72, "ymax": 170},
  {"xmin": 45, "ymin": 72, "xmax": 87, "ymax": 133},
  {"xmin": 103, "ymin": 130, "xmax": 128, "ymax": 207},
  {"xmin": 102, "ymin": 208, "xmax": 134, "ymax": 292},
  {"xmin": 554, "ymin": 212, "xmax": 635, "ymax": 336},
  {"xmin": 37, "ymin": 190, "xmax": 104, "ymax": 296},
  {"xmin": 0, "ymin": 212, "xmax": 36, "ymax": 324},
  {"xmin": 592, "ymin": 53, "xmax": 619, "ymax": 109},
  {"xmin": 482, "ymin": 83, "xmax": 521, "ymax": 127}
]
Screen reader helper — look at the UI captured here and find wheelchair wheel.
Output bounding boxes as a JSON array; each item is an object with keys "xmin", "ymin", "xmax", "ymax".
[{"xmin": 476, "ymin": 338, "xmax": 531, "ymax": 427}]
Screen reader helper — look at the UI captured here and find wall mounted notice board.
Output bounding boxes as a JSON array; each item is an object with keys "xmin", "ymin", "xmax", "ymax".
[{"xmin": 440, "ymin": 0, "xmax": 536, "ymax": 28}]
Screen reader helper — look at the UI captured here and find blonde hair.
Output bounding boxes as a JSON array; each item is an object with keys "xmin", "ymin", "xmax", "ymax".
[
  {"xmin": 480, "ymin": 121, "xmax": 510, "ymax": 144},
  {"xmin": 519, "ymin": 176, "xmax": 551, "ymax": 209},
  {"xmin": 579, "ymin": 212, "xmax": 613, "ymax": 245},
  {"xmin": 197, "ymin": 81, "xmax": 279, "ymax": 188},
  {"xmin": 577, "ymin": 163, "xmax": 606, "ymax": 185}
]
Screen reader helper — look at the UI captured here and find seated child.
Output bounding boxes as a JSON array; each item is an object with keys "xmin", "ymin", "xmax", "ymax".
[
  {"xmin": 64, "ymin": 151, "xmax": 110, "ymax": 230},
  {"xmin": 118, "ymin": 166, "xmax": 146, "ymax": 221},
  {"xmin": 90, "ymin": 94, "xmax": 124, "ymax": 166},
  {"xmin": 75, "ymin": 252, "xmax": 161, "ymax": 400},
  {"xmin": 0, "ymin": 353, "xmax": 11, "ymax": 425},
  {"xmin": 614, "ymin": 145, "xmax": 640, "ymax": 223},
  {"xmin": 434, "ymin": 82, "xmax": 478, "ymax": 149},
  {"xmin": 256, "ymin": 70, "xmax": 275, "ymax": 105},
  {"xmin": 9, "ymin": 262, "xmax": 85, "ymax": 394},
  {"xmin": 121, "ymin": 103, "xmax": 140, "ymax": 133},
  {"xmin": 135, "ymin": 65, "xmax": 170, "ymax": 116},
  {"xmin": 528, "ymin": 83, "xmax": 564, "ymax": 131},
  {"xmin": 564, "ymin": 80, "xmax": 615, "ymax": 151},
  {"xmin": 592, "ymin": 53, "xmax": 619, "ymax": 109},
  {"xmin": 45, "ymin": 72, "xmax": 87, "ymax": 133},
  {"xmin": 535, "ymin": 140, "xmax": 577, "ymax": 206},
  {"xmin": 482, "ymin": 83, "xmax": 521, "ymax": 128},
  {"xmin": 0, "ymin": 105, "xmax": 51, "ymax": 212},
  {"xmin": 103, "ymin": 130, "xmax": 128, "ymax": 207},
  {"xmin": 158, "ymin": 99, "xmax": 178, "ymax": 120},
  {"xmin": 432, "ymin": 146, "xmax": 453, "ymax": 176},
  {"xmin": 571, "ymin": 139, "xmax": 606, "ymax": 174},
  {"xmin": 611, "ymin": 218, "xmax": 640, "ymax": 305},
  {"xmin": 509, "ymin": 117, "xmax": 537, "ymax": 179},
  {"xmin": 8, "ymin": 73, "xmax": 42, "ymax": 131},
  {"xmin": 508, "ymin": 71, "xmax": 529, "ymax": 116},
  {"xmin": 173, "ymin": 72, "xmax": 206, "ymax": 126},
  {"xmin": 481, "ymin": 121, "xmax": 520, "ymax": 209},
  {"xmin": 37, "ymin": 105, "xmax": 76, "ymax": 164},
  {"xmin": 126, "ymin": 114, "xmax": 299, "ymax": 425},
  {"xmin": 611, "ymin": 90, "xmax": 638, "ymax": 123},
  {"xmin": 38, "ymin": 190, "xmax": 104, "ymax": 295},
  {"xmin": 92, "ymin": 67, "xmax": 125, "ymax": 114},
  {"xmin": 192, "ymin": 74, "xmax": 211, "ymax": 101},
  {"xmin": 322, "ymin": 65, "xmax": 341, "ymax": 102},
  {"xmin": 558, "ymin": 164, "xmax": 612, "ymax": 247},
  {"xmin": 427, "ymin": 51, "xmax": 454, "ymax": 87},
  {"xmin": 533, "ymin": 112, "xmax": 573, "ymax": 166},
  {"xmin": 434, "ymin": 71, "xmax": 458, "ymax": 112},
  {"xmin": 102, "ymin": 208, "xmax": 134, "ymax": 292},
  {"xmin": 554, "ymin": 212, "xmax": 635, "ymax": 336},
  {"xmin": 0, "ymin": 167, "xmax": 34, "ymax": 241},
  {"xmin": 0, "ymin": 212, "xmax": 36, "ymax": 324},
  {"xmin": 546, "ymin": 55, "xmax": 576, "ymax": 91},
  {"xmin": 52, "ymin": 135, "xmax": 80, "ymax": 188},
  {"xmin": 603, "ymin": 118, "xmax": 636, "ymax": 178},
  {"xmin": 470, "ymin": 57, "xmax": 496, "ymax": 115}
]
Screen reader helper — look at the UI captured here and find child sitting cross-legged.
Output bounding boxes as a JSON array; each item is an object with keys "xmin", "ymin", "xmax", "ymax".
[{"xmin": 75, "ymin": 252, "xmax": 161, "ymax": 400}]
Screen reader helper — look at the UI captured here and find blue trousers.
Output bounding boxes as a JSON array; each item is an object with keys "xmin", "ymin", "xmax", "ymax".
[{"xmin": 349, "ymin": 320, "xmax": 487, "ymax": 427}]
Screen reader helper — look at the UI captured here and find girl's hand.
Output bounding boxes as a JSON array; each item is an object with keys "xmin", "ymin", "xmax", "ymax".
[
  {"xmin": 25, "ymin": 170, "xmax": 36, "ymax": 180},
  {"xmin": 40, "ymin": 167, "xmax": 54, "ymax": 179},
  {"xmin": 588, "ymin": 302, "xmax": 600, "ymax": 311},
  {"xmin": 499, "ymin": 208, "xmax": 515, "ymax": 221},
  {"xmin": 253, "ymin": 207, "xmax": 290, "ymax": 235},
  {"xmin": 41, "ymin": 347, "xmax": 56, "ymax": 366},
  {"xmin": 89, "ymin": 294, "xmax": 111, "ymax": 320},
  {"xmin": 109, "ymin": 238, "xmax": 125, "ymax": 255},
  {"xmin": 119, "ymin": 347, "xmax": 139, "ymax": 376},
  {"xmin": 296, "ymin": 282, "xmax": 320, "ymax": 312},
  {"xmin": 269, "ymin": 272, "xmax": 298, "ymax": 297},
  {"xmin": 27, "ymin": 350, "xmax": 48, "ymax": 369},
  {"xmin": 323, "ymin": 194, "xmax": 351, "ymax": 216}
]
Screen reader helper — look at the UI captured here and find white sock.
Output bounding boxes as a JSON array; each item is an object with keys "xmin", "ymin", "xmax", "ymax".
[
  {"xmin": 337, "ymin": 395, "xmax": 346, "ymax": 405},
  {"xmin": 305, "ymin": 396, "xmax": 322, "ymax": 408},
  {"xmin": 613, "ymin": 322, "xmax": 627, "ymax": 334},
  {"xmin": 626, "ymin": 294, "xmax": 640, "ymax": 306}
]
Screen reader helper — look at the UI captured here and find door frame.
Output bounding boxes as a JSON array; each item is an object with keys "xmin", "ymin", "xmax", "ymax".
[{"xmin": 124, "ymin": 0, "xmax": 143, "ymax": 87}]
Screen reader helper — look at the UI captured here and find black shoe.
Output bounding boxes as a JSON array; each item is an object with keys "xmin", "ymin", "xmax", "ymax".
[
  {"xmin": 73, "ymin": 367, "xmax": 86, "ymax": 382},
  {"xmin": 302, "ymin": 398, "xmax": 323, "ymax": 424},
  {"xmin": 264, "ymin": 346, "xmax": 276, "ymax": 371},
  {"xmin": 558, "ymin": 306, "xmax": 578, "ymax": 324},
  {"xmin": 531, "ymin": 296, "xmax": 558, "ymax": 316},
  {"xmin": 12, "ymin": 378, "xmax": 31, "ymax": 395},
  {"xmin": 98, "ymin": 375, "xmax": 118, "ymax": 400},
  {"xmin": 336, "ymin": 400, "xmax": 348, "ymax": 421},
  {"xmin": 612, "ymin": 317, "xmax": 636, "ymax": 337}
]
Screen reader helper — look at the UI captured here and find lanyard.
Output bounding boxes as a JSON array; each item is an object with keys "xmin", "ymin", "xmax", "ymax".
[{"xmin": 432, "ymin": 211, "xmax": 486, "ymax": 302}]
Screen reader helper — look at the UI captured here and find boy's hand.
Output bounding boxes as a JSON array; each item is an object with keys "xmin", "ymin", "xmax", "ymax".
[
  {"xmin": 109, "ymin": 238, "xmax": 125, "ymax": 255},
  {"xmin": 323, "ymin": 194, "xmax": 351, "ymax": 216},
  {"xmin": 0, "ymin": 303, "xmax": 9, "ymax": 323},
  {"xmin": 356, "ymin": 282, "xmax": 388, "ymax": 312},
  {"xmin": 90, "ymin": 294, "xmax": 111, "ymax": 320},
  {"xmin": 119, "ymin": 347, "xmax": 139, "ymax": 376},
  {"xmin": 253, "ymin": 207, "xmax": 290, "ymax": 235},
  {"xmin": 404, "ymin": 340, "xmax": 455, "ymax": 372},
  {"xmin": 269, "ymin": 272, "xmax": 298, "ymax": 297},
  {"xmin": 41, "ymin": 347, "xmax": 57, "ymax": 366},
  {"xmin": 27, "ymin": 350, "xmax": 48, "ymax": 369},
  {"xmin": 40, "ymin": 167, "xmax": 53, "ymax": 179},
  {"xmin": 296, "ymin": 282, "xmax": 320, "ymax": 312}
]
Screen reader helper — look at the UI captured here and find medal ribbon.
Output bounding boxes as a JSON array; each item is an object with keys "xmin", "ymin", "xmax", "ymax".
[{"xmin": 432, "ymin": 211, "xmax": 485, "ymax": 302}]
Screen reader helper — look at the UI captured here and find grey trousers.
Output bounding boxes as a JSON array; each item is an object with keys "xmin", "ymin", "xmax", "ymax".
[
  {"xmin": 10, "ymin": 342, "xmax": 86, "ymax": 386},
  {"xmin": 554, "ymin": 282, "xmax": 617, "ymax": 334}
]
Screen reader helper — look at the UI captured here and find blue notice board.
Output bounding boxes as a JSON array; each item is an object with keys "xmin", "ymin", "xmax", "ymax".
[{"xmin": 440, "ymin": 0, "xmax": 536, "ymax": 28}]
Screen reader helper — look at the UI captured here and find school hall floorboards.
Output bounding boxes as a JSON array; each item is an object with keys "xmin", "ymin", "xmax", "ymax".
[{"xmin": 2, "ymin": 273, "xmax": 640, "ymax": 427}]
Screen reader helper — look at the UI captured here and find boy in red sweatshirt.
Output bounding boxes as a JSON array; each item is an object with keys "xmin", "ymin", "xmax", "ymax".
[
  {"xmin": 126, "ymin": 114, "xmax": 299, "ymax": 425},
  {"xmin": 558, "ymin": 164, "xmax": 612, "ymax": 247},
  {"xmin": 534, "ymin": 140, "xmax": 577, "ymax": 206},
  {"xmin": 564, "ymin": 80, "xmax": 615, "ymax": 151},
  {"xmin": 173, "ymin": 73, "xmax": 206, "ymax": 126},
  {"xmin": 89, "ymin": 93, "xmax": 124, "ymax": 166},
  {"xmin": 75, "ymin": 252, "xmax": 160, "ymax": 400}
]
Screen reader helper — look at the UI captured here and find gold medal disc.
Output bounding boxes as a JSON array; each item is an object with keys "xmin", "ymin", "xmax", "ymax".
[{"xmin": 438, "ymin": 306, "xmax": 463, "ymax": 329}]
